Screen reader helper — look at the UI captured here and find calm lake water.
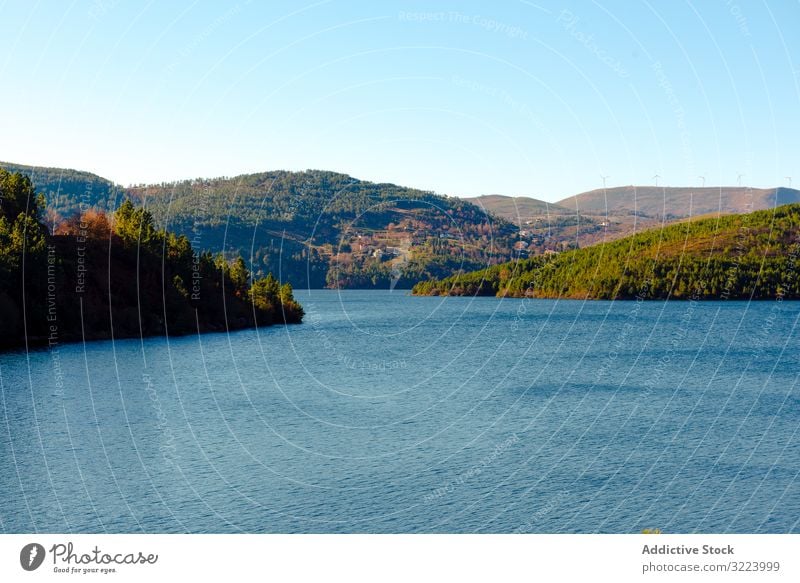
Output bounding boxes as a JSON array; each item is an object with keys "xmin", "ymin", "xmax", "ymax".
[{"xmin": 1, "ymin": 290, "xmax": 798, "ymax": 533}]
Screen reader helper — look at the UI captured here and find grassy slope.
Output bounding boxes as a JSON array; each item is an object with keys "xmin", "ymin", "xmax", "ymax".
[{"xmin": 412, "ymin": 203, "xmax": 800, "ymax": 300}]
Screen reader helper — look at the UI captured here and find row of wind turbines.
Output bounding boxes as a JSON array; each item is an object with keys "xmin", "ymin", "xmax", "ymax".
[{"xmin": 598, "ymin": 175, "xmax": 793, "ymax": 189}]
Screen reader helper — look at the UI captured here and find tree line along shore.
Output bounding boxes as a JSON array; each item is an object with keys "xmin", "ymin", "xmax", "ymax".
[
  {"xmin": 0, "ymin": 169, "xmax": 303, "ymax": 350},
  {"xmin": 412, "ymin": 204, "xmax": 800, "ymax": 300}
]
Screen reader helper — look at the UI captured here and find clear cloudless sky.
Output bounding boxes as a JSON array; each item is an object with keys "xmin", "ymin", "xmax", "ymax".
[{"xmin": 0, "ymin": 0, "xmax": 798, "ymax": 201}]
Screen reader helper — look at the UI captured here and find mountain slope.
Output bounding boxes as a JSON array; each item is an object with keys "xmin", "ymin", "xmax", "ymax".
[
  {"xmin": 413, "ymin": 203, "xmax": 800, "ymax": 300},
  {"xmin": 9, "ymin": 160, "xmax": 798, "ymax": 292},
  {"xmin": 0, "ymin": 169, "xmax": 302, "ymax": 350},
  {"xmin": 464, "ymin": 194, "xmax": 573, "ymax": 222},
  {"xmin": 556, "ymin": 185, "xmax": 800, "ymax": 218},
  {"xmin": 465, "ymin": 192, "xmax": 664, "ymax": 253},
  {"xmin": 2, "ymin": 162, "xmax": 520, "ymax": 289},
  {"xmin": 130, "ymin": 170, "xmax": 519, "ymax": 288},
  {"xmin": 0, "ymin": 161, "xmax": 119, "ymax": 216}
]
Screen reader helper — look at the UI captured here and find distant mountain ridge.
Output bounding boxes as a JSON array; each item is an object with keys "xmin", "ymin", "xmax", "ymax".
[
  {"xmin": 1, "ymin": 162, "xmax": 518, "ymax": 289},
  {"xmin": 464, "ymin": 185, "xmax": 800, "ymax": 253},
  {"xmin": 466, "ymin": 186, "xmax": 800, "ymax": 221},
  {"xmin": 555, "ymin": 185, "xmax": 800, "ymax": 218},
  {"xmin": 413, "ymin": 202, "xmax": 800, "ymax": 300},
  {"xmin": 4, "ymin": 160, "xmax": 793, "ymax": 221},
  {"xmin": 4, "ymin": 160, "xmax": 797, "ymax": 289},
  {"xmin": 464, "ymin": 194, "xmax": 573, "ymax": 221}
]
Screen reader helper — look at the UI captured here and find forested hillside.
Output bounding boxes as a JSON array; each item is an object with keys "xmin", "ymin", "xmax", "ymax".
[
  {"xmin": 468, "ymin": 186, "xmax": 800, "ymax": 254},
  {"xmin": 11, "ymin": 160, "xmax": 797, "ymax": 295},
  {"xmin": 0, "ymin": 169, "xmax": 302, "ymax": 350},
  {"xmin": 0, "ymin": 161, "xmax": 119, "ymax": 216},
  {"xmin": 465, "ymin": 194, "xmax": 573, "ymax": 219},
  {"xmin": 556, "ymin": 185, "xmax": 800, "ymax": 218},
  {"xmin": 2, "ymin": 163, "xmax": 519, "ymax": 289},
  {"xmin": 125, "ymin": 170, "xmax": 519, "ymax": 288},
  {"xmin": 412, "ymin": 204, "xmax": 800, "ymax": 300}
]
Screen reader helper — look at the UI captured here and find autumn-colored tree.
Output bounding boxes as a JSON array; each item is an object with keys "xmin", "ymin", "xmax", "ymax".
[{"xmin": 55, "ymin": 209, "xmax": 112, "ymax": 239}]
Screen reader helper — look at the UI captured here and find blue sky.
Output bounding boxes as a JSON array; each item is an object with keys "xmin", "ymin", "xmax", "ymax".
[{"xmin": 0, "ymin": 0, "xmax": 798, "ymax": 201}]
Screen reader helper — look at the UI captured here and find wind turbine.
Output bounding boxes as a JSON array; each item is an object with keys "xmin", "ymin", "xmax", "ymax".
[
  {"xmin": 600, "ymin": 175, "xmax": 609, "ymax": 189},
  {"xmin": 785, "ymin": 176, "xmax": 792, "ymax": 188},
  {"xmin": 698, "ymin": 176, "xmax": 706, "ymax": 187},
  {"xmin": 737, "ymin": 173, "xmax": 745, "ymax": 187},
  {"xmin": 653, "ymin": 174, "xmax": 661, "ymax": 187}
]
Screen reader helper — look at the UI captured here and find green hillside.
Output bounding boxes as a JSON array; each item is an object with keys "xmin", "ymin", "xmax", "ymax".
[
  {"xmin": 464, "ymin": 194, "xmax": 572, "ymax": 221},
  {"xmin": 2, "ymin": 163, "xmax": 519, "ymax": 289},
  {"xmin": 125, "ymin": 170, "xmax": 519, "ymax": 288},
  {"xmin": 412, "ymin": 203, "xmax": 800, "ymax": 300},
  {"xmin": 463, "ymin": 192, "xmax": 662, "ymax": 253},
  {"xmin": 0, "ymin": 169, "xmax": 302, "ymax": 350}
]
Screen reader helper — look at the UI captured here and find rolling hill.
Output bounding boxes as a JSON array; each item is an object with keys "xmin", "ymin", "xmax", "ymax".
[
  {"xmin": 0, "ymin": 161, "xmax": 119, "ymax": 217},
  {"xmin": 556, "ymin": 185, "xmax": 800, "ymax": 218},
  {"xmin": 413, "ymin": 202, "xmax": 800, "ymax": 300},
  {"xmin": 470, "ymin": 186, "xmax": 800, "ymax": 254},
  {"xmin": 6, "ymin": 160, "xmax": 798, "ymax": 293},
  {"xmin": 0, "ymin": 169, "xmax": 302, "ymax": 350},
  {"xmin": 464, "ymin": 194, "xmax": 573, "ymax": 222},
  {"xmin": 128, "ymin": 170, "xmax": 519, "ymax": 288},
  {"xmin": 464, "ymin": 192, "xmax": 662, "ymax": 252},
  {"xmin": 1, "ymin": 162, "xmax": 519, "ymax": 289}
]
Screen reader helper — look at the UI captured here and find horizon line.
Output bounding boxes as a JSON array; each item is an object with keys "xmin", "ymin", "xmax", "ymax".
[{"xmin": 1, "ymin": 157, "xmax": 795, "ymax": 203}]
